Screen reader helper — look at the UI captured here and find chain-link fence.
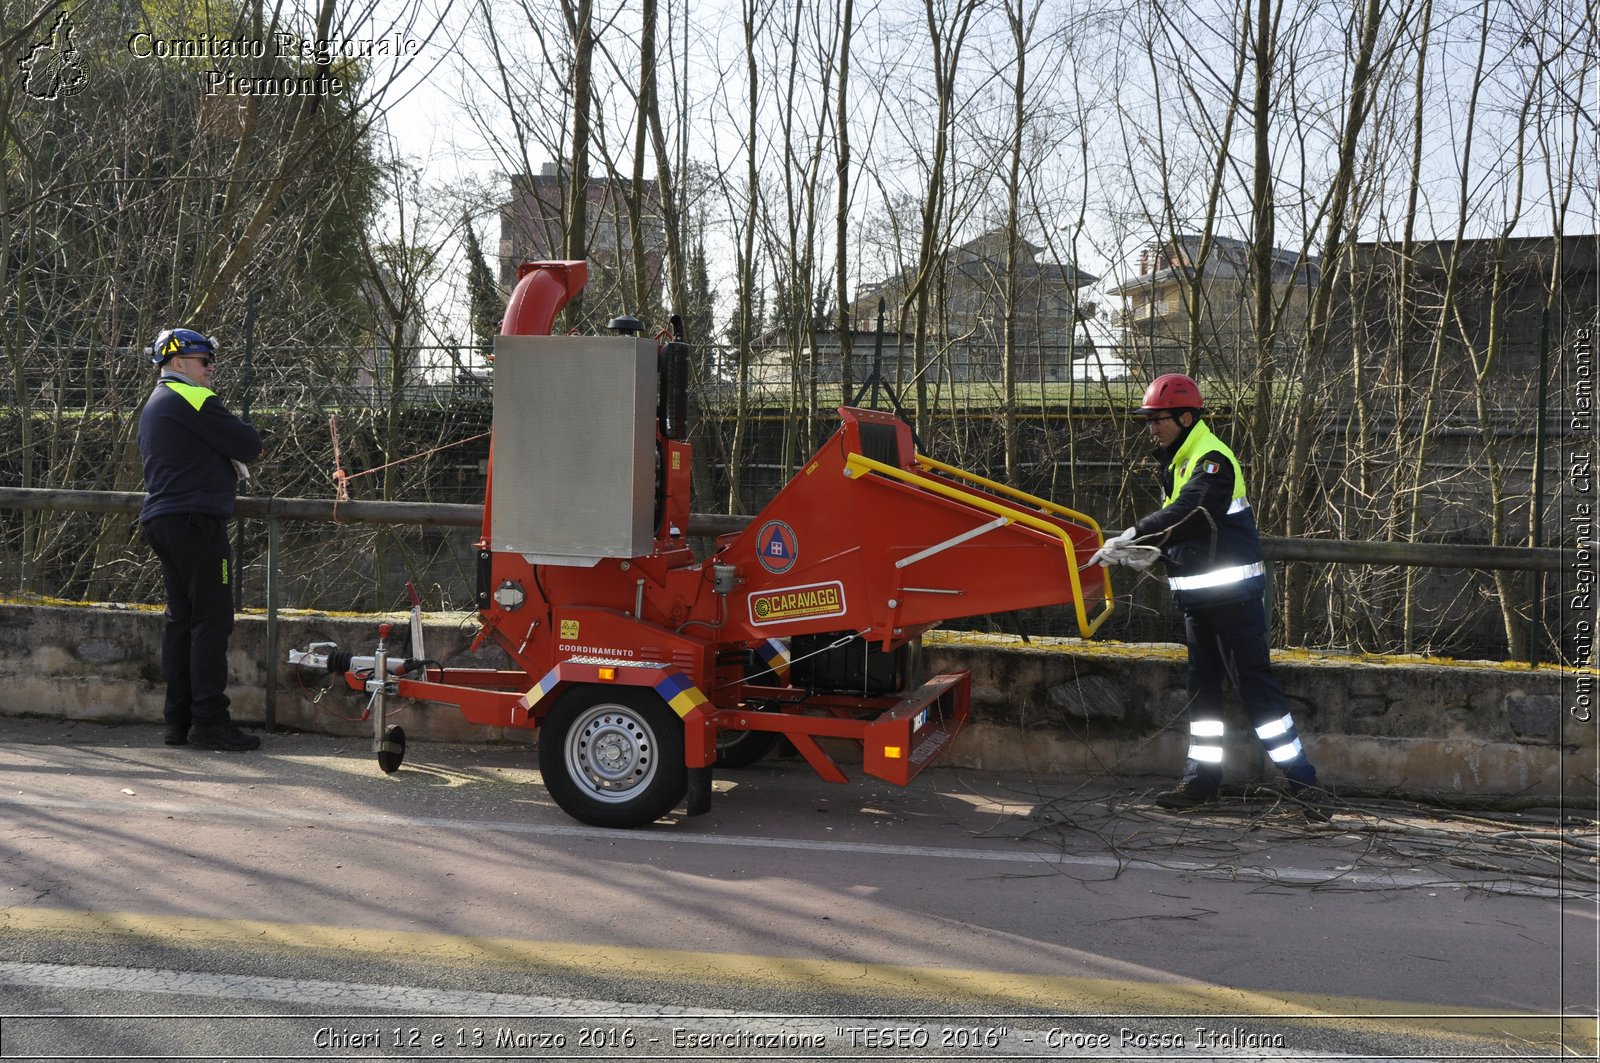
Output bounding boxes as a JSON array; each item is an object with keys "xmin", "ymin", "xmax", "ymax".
[{"xmin": 1, "ymin": 332, "xmax": 1590, "ymax": 662}]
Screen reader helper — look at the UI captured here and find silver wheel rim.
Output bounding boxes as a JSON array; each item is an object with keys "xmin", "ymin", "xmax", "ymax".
[{"xmin": 565, "ymin": 703, "xmax": 658, "ymax": 804}]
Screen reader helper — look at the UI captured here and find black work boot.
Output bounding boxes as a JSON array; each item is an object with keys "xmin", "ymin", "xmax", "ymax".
[
  {"xmin": 163, "ymin": 709, "xmax": 191, "ymax": 746},
  {"xmin": 1155, "ymin": 782, "xmax": 1219, "ymax": 810},
  {"xmin": 1287, "ymin": 780, "xmax": 1335, "ymax": 823},
  {"xmin": 1285, "ymin": 764, "xmax": 1333, "ymax": 822},
  {"xmin": 188, "ymin": 722, "xmax": 260, "ymax": 752}
]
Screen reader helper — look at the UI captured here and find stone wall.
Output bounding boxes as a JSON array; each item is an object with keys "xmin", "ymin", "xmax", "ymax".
[
  {"xmin": 0, "ymin": 602, "xmax": 1588, "ymax": 799},
  {"xmin": 920, "ymin": 632, "xmax": 1586, "ymax": 799}
]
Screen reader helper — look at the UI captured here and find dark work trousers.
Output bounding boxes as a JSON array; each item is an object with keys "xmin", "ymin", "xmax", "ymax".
[
  {"xmin": 1181, "ymin": 596, "xmax": 1316, "ymax": 791},
  {"xmin": 143, "ymin": 513, "xmax": 235, "ymax": 733}
]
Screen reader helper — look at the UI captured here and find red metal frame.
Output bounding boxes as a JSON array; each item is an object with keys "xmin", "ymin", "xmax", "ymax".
[{"xmin": 316, "ymin": 261, "xmax": 1112, "ymax": 806}]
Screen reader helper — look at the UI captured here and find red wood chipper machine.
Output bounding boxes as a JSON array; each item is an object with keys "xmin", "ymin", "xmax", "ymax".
[{"xmin": 289, "ymin": 261, "xmax": 1114, "ymax": 828}]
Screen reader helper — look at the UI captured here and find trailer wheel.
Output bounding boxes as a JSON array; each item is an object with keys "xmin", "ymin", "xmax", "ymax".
[
  {"xmin": 376, "ymin": 724, "xmax": 406, "ymax": 774},
  {"xmin": 539, "ymin": 686, "xmax": 686, "ymax": 828}
]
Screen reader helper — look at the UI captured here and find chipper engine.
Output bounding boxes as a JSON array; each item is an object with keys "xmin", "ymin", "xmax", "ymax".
[{"xmin": 289, "ymin": 260, "xmax": 1114, "ymax": 828}]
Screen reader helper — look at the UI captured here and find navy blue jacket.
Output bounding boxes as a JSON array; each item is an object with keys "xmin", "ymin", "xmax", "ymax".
[
  {"xmin": 1132, "ymin": 421, "xmax": 1266, "ymax": 610},
  {"xmin": 138, "ymin": 376, "xmax": 263, "ymax": 521}
]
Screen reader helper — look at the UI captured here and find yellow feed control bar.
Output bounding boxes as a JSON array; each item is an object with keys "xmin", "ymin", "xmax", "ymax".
[{"xmin": 843, "ymin": 452, "xmax": 1114, "ymax": 638}]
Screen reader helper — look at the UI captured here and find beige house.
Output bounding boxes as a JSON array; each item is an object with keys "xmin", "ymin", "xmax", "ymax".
[
  {"xmin": 836, "ymin": 230, "xmax": 1099, "ymax": 383},
  {"xmin": 1109, "ymin": 234, "xmax": 1318, "ymax": 374}
]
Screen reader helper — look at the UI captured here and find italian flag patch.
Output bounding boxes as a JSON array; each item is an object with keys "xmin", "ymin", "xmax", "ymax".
[{"xmin": 1203, "ymin": 461, "xmax": 1221, "ymax": 474}]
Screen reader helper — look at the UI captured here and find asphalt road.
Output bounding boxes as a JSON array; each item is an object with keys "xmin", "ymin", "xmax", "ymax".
[{"xmin": 0, "ymin": 717, "xmax": 1594, "ymax": 1061}]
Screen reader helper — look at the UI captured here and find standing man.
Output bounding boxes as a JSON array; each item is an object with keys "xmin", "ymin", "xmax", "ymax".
[
  {"xmin": 138, "ymin": 328, "xmax": 264, "ymax": 752},
  {"xmin": 1098, "ymin": 374, "xmax": 1323, "ymax": 813}
]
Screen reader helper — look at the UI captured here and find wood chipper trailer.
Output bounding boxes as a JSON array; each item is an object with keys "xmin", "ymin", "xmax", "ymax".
[{"xmin": 289, "ymin": 260, "xmax": 1115, "ymax": 828}]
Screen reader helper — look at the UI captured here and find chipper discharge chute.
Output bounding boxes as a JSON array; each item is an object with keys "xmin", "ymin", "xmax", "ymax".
[{"xmin": 288, "ymin": 260, "xmax": 1114, "ymax": 828}]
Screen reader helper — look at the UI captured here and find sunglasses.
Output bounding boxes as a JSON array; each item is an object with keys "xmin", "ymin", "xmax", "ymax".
[{"xmin": 183, "ymin": 355, "xmax": 215, "ymax": 368}]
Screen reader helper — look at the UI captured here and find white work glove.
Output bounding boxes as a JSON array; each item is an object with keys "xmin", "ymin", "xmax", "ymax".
[
  {"xmin": 1120, "ymin": 540, "xmax": 1160, "ymax": 571},
  {"xmin": 1090, "ymin": 527, "xmax": 1161, "ymax": 571},
  {"xmin": 1089, "ymin": 527, "xmax": 1136, "ymax": 568},
  {"xmin": 230, "ymin": 458, "xmax": 253, "ymax": 482}
]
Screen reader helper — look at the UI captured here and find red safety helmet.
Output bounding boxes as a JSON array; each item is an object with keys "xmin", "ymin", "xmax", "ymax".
[{"xmin": 1137, "ymin": 373, "xmax": 1203, "ymax": 412}]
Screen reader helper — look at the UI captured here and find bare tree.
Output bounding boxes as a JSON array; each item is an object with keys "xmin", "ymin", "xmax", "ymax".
[
  {"xmin": 833, "ymin": 0, "xmax": 858, "ymax": 404},
  {"xmin": 0, "ymin": 0, "xmax": 429, "ymax": 598},
  {"xmin": 884, "ymin": 0, "xmax": 984, "ymax": 439}
]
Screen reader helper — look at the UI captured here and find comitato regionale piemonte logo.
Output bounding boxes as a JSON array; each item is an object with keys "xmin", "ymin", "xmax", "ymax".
[{"xmin": 20, "ymin": 10, "xmax": 88, "ymax": 101}]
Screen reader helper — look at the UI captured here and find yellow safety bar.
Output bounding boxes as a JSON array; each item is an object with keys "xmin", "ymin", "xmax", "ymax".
[
  {"xmin": 843, "ymin": 452, "xmax": 1114, "ymax": 638},
  {"xmin": 914, "ymin": 454, "xmax": 1106, "ymax": 534}
]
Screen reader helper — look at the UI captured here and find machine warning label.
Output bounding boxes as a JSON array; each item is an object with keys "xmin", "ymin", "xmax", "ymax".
[
  {"xmin": 749, "ymin": 581, "xmax": 845, "ymax": 625},
  {"xmin": 560, "ymin": 619, "xmax": 580, "ymax": 639},
  {"xmin": 755, "ymin": 519, "xmax": 799, "ymax": 574}
]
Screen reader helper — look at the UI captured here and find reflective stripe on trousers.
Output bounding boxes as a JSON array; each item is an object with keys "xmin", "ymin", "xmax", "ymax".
[
  {"xmin": 1187, "ymin": 713, "xmax": 1307, "ymax": 768},
  {"xmin": 1187, "ymin": 718, "xmax": 1225, "ymax": 764},
  {"xmin": 1256, "ymin": 712, "xmax": 1305, "ymax": 763}
]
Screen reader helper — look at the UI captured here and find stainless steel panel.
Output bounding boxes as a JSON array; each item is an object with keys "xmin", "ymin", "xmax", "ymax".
[{"xmin": 489, "ymin": 335, "xmax": 656, "ymax": 564}]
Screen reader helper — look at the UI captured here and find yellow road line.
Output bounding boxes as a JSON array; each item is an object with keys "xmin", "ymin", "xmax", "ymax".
[{"xmin": 2, "ymin": 906, "xmax": 1591, "ymax": 1050}]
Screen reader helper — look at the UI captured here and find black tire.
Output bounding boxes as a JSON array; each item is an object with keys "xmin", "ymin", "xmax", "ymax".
[
  {"xmin": 376, "ymin": 724, "xmax": 406, "ymax": 774},
  {"xmin": 538, "ymin": 686, "xmax": 686, "ymax": 828},
  {"xmin": 715, "ymin": 722, "xmax": 781, "ymax": 768},
  {"xmin": 718, "ymin": 643, "xmax": 788, "ymax": 769}
]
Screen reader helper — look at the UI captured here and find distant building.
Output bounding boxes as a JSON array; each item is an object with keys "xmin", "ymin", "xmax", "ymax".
[
  {"xmin": 824, "ymin": 229, "xmax": 1099, "ymax": 384},
  {"xmin": 747, "ymin": 326, "xmax": 912, "ymax": 388},
  {"xmin": 1108, "ymin": 234, "xmax": 1318, "ymax": 375},
  {"xmin": 497, "ymin": 164, "xmax": 665, "ymax": 303},
  {"xmin": 1336, "ymin": 233, "xmax": 1598, "ymax": 385},
  {"xmin": 1314, "ymin": 233, "xmax": 1599, "ymax": 567}
]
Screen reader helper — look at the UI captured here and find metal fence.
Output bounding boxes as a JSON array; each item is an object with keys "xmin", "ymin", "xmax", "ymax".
[{"xmin": 0, "ymin": 488, "xmax": 1572, "ymax": 712}]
